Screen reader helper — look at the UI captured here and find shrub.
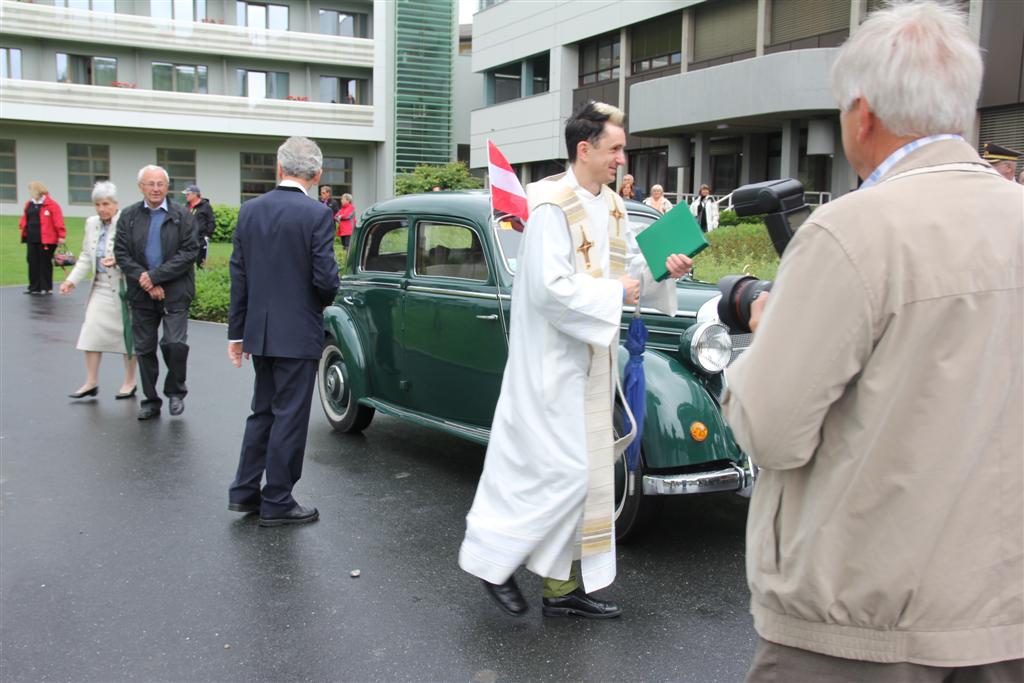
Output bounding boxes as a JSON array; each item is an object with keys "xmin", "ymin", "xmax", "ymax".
[
  {"xmin": 211, "ymin": 204, "xmax": 239, "ymax": 243},
  {"xmin": 395, "ymin": 161, "xmax": 483, "ymax": 195},
  {"xmin": 691, "ymin": 222, "xmax": 780, "ymax": 283},
  {"xmin": 190, "ymin": 262, "xmax": 232, "ymax": 323},
  {"xmin": 717, "ymin": 209, "xmax": 766, "ymax": 227}
]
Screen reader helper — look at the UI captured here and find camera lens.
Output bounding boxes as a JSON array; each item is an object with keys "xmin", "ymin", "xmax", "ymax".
[{"xmin": 717, "ymin": 275, "xmax": 773, "ymax": 334}]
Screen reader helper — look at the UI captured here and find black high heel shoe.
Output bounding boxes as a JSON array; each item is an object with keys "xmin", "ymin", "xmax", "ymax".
[
  {"xmin": 68, "ymin": 386, "xmax": 99, "ymax": 399},
  {"xmin": 115, "ymin": 387, "xmax": 137, "ymax": 400}
]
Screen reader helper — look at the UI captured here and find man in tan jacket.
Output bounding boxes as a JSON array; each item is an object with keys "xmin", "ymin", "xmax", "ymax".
[{"xmin": 722, "ymin": 3, "xmax": 1023, "ymax": 681}]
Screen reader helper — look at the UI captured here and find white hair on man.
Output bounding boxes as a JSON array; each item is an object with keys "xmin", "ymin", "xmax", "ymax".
[
  {"xmin": 277, "ymin": 136, "xmax": 323, "ymax": 180},
  {"xmin": 830, "ymin": 1, "xmax": 982, "ymax": 137},
  {"xmin": 91, "ymin": 180, "xmax": 117, "ymax": 202},
  {"xmin": 136, "ymin": 164, "xmax": 170, "ymax": 184}
]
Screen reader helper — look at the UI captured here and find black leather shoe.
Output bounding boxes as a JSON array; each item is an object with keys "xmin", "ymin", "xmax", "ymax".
[
  {"xmin": 228, "ymin": 500, "xmax": 260, "ymax": 513},
  {"xmin": 482, "ymin": 576, "xmax": 529, "ymax": 617},
  {"xmin": 542, "ymin": 589, "xmax": 622, "ymax": 619},
  {"xmin": 258, "ymin": 504, "xmax": 319, "ymax": 527},
  {"xmin": 168, "ymin": 396, "xmax": 184, "ymax": 416},
  {"xmin": 115, "ymin": 387, "xmax": 137, "ymax": 400},
  {"xmin": 137, "ymin": 406, "xmax": 161, "ymax": 420},
  {"xmin": 68, "ymin": 386, "xmax": 99, "ymax": 399}
]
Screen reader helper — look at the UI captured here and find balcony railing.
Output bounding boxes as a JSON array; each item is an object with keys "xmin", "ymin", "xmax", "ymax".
[
  {"xmin": 0, "ymin": 0, "xmax": 373, "ymax": 67},
  {"xmin": 1, "ymin": 79, "xmax": 377, "ymax": 136}
]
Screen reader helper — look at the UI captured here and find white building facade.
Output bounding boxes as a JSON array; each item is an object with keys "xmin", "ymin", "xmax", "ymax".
[
  {"xmin": 468, "ymin": 0, "xmax": 1024, "ymax": 201},
  {"xmin": 1, "ymin": 0, "xmax": 458, "ymax": 216}
]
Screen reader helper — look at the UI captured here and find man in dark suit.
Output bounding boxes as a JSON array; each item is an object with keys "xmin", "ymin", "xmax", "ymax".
[
  {"xmin": 114, "ymin": 165, "xmax": 199, "ymax": 420},
  {"xmin": 227, "ymin": 136, "xmax": 340, "ymax": 527}
]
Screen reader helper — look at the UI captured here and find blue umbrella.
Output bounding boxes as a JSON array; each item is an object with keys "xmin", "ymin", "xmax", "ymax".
[{"xmin": 622, "ymin": 304, "xmax": 647, "ymax": 472}]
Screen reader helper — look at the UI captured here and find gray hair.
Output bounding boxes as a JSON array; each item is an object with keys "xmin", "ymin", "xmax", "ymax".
[
  {"xmin": 91, "ymin": 180, "xmax": 117, "ymax": 203},
  {"xmin": 341, "ymin": 193, "xmax": 353, "ymax": 203},
  {"xmin": 277, "ymin": 136, "xmax": 323, "ymax": 181},
  {"xmin": 136, "ymin": 164, "xmax": 170, "ymax": 184},
  {"xmin": 831, "ymin": 1, "xmax": 982, "ymax": 137}
]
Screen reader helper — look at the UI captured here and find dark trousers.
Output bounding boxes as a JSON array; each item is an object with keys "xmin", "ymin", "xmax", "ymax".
[
  {"xmin": 26, "ymin": 242, "xmax": 55, "ymax": 292},
  {"xmin": 132, "ymin": 305, "xmax": 189, "ymax": 408},
  {"xmin": 229, "ymin": 356, "xmax": 318, "ymax": 515},
  {"xmin": 746, "ymin": 638, "xmax": 1024, "ymax": 683}
]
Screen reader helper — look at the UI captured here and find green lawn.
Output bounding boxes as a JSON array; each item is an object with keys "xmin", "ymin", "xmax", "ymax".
[{"xmin": 0, "ymin": 214, "xmax": 86, "ymax": 287}]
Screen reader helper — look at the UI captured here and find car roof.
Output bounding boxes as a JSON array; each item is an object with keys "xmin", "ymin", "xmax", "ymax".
[{"xmin": 362, "ymin": 191, "xmax": 493, "ymax": 224}]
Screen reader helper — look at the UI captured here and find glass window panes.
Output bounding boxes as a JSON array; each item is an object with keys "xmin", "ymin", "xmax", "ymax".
[
  {"xmin": 319, "ymin": 77, "xmax": 366, "ymax": 104},
  {"xmin": 321, "ymin": 156, "xmax": 353, "ymax": 196},
  {"xmin": 268, "ymin": 71, "xmax": 288, "ymax": 98},
  {"xmin": 59, "ymin": 0, "xmax": 115, "ymax": 10},
  {"xmin": 93, "ymin": 57, "xmax": 117, "ymax": 86},
  {"xmin": 151, "ymin": 1, "xmax": 173, "ymax": 19},
  {"xmin": 492, "ymin": 63, "xmax": 520, "ymax": 104},
  {"xmin": 361, "ymin": 222, "xmax": 408, "ymax": 273},
  {"xmin": 240, "ymin": 152, "xmax": 276, "ymax": 202},
  {"xmin": 319, "ymin": 9, "xmax": 368, "ymax": 38},
  {"xmin": 157, "ymin": 148, "xmax": 196, "ymax": 194},
  {"xmin": 152, "ymin": 62, "xmax": 173, "ymax": 90},
  {"xmin": 67, "ymin": 143, "xmax": 110, "ymax": 204},
  {"xmin": 415, "ymin": 223, "xmax": 488, "ymax": 280},
  {"xmin": 578, "ymin": 33, "xmax": 619, "ymax": 85},
  {"xmin": 173, "ymin": 0, "xmax": 194, "ymax": 21},
  {"xmin": 1, "ymin": 48, "xmax": 22, "ymax": 80},
  {"xmin": 267, "ymin": 4, "xmax": 288, "ymax": 30},
  {"xmin": 0, "ymin": 140, "xmax": 16, "ymax": 202},
  {"xmin": 237, "ymin": 1, "xmax": 288, "ymax": 29},
  {"xmin": 57, "ymin": 53, "xmax": 117, "ymax": 86},
  {"xmin": 531, "ymin": 54, "xmax": 549, "ymax": 94}
]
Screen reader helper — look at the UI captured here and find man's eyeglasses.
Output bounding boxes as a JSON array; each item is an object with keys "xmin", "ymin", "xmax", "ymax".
[{"xmin": 141, "ymin": 182, "xmax": 168, "ymax": 189}]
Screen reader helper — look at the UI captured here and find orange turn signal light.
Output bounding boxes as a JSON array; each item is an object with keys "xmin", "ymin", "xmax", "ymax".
[{"xmin": 690, "ymin": 422, "xmax": 709, "ymax": 442}]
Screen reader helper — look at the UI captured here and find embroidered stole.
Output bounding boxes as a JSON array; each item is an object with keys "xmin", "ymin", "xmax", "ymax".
[{"xmin": 529, "ymin": 175, "xmax": 637, "ymax": 561}]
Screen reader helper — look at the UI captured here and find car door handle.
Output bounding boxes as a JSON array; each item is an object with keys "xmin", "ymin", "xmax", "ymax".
[
  {"xmin": 475, "ymin": 314, "xmax": 498, "ymax": 321},
  {"xmin": 342, "ymin": 294, "xmax": 364, "ymax": 307}
]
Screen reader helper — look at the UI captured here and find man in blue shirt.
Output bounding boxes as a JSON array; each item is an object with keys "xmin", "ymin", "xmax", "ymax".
[{"xmin": 114, "ymin": 165, "xmax": 199, "ymax": 420}]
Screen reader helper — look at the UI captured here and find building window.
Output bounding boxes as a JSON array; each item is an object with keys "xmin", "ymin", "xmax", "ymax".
[
  {"xmin": 237, "ymin": 69, "xmax": 289, "ymax": 99},
  {"xmin": 236, "ymin": 1, "xmax": 288, "ymax": 30},
  {"xmin": 321, "ymin": 156, "xmax": 353, "ymax": 197},
  {"xmin": 319, "ymin": 9, "xmax": 369, "ymax": 38},
  {"xmin": 770, "ymin": 0, "xmax": 849, "ymax": 46},
  {"xmin": 151, "ymin": 0, "xmax": 207, "ymax": 21},
  {"xmin": 57, "ymin": 53, "xmax": 117, "ymax": 86},
  {"xmin": 319, "ymin": 76, "xmax": 368, "ymax": 104},
  {"xmin": 152, "ymin": 63, "xmax": 208, "ymax": 93},
  {"xmin": 67, "ymin": 143, "xmax": 110, "ymax": 204},
  {"xmin": 0, "ymin": 140, "xmax": 15, "ymax": 202},
  {"xmin": 240, "ymin": 152, "xmax": 276, "ymax": 203},
  {"xmin": 531, "ymin": 53, "xmax": 549, "ymax": 94},
  {"xmin": 578, "ymin": 32, "xmax": 620, "ymax": 85},
  {"xmin": 1, "ymin": 48, "xmax": 21, "ymax": 80},
  {"xmin": 491, "ymin": 63, "xmax": 521, "ymax": 104},
  {"xmin": 56, "ymin": 0, "xmax": 115, "ymax": 12},
  {"xmin": 631, "ymin": 14, "xmax": 682, "ymax": 74},
  {"xmin": 693, "ymin": 0, "xmax": 757, "ymax": 63},
  {"xmin": 157, "ymin": 148, "xmax": 197, "ymax": 195}
]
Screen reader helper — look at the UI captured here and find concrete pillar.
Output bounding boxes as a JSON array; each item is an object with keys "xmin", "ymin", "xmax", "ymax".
[
  {"xmin": 850, "ymin": 0, "xmax": 867, "ymax": 34},
  {"xmin": 756, "ymin": 0, "xmax": 768, "ymax": 57},
  {"xmin": 618, "ymin": 26, "xmax": 629, "ymax": 110},
  {"xmin": 521, "ymin": 59, "xmax": 533, "ymax": 97},
  {"xmin": 694, "ymin": 131, "xmax": 712, "ymax": 191},
  {"xmin": 669, "ymin": 136, "xmax": 692, "ymax": 194},
  {"xmin": 681, "ymin": 8, "xmax": 693, "ymax": 72},
  {"xmin": 830, "ymin": 119, "xmax": 858, "ymax": 198},
  {"xmin": 780, "ymin": 119, "xmax": 801, "ymax": 181}
]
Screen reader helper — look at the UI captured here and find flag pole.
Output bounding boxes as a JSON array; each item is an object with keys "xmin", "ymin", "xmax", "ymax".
[{"xmin": 486, "ymin": 138, "xmax": 494, "ymax": 223}]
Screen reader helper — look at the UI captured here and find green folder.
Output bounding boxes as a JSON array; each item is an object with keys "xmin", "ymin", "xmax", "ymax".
[{"xmin": 635, "ymin": 203, "xmax": 709, "ymax": 281}]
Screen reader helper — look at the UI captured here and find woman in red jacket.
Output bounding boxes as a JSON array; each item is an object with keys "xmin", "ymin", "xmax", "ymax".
[
  {"xmin": 335, "ymin": 193, "xmax": 355, "ymax": 249},
  {"xmin": 19, "ymin": 181, "xmax": 66, "ymax": 294}
]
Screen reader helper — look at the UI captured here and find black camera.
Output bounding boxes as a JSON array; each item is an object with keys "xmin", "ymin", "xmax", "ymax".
[{"xmin": 717, "ymin": 179, "xmax": 811, "ymax": 333}]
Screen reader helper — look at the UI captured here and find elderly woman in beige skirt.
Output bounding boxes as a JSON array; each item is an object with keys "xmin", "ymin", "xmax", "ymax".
[{"xmin": 60, "ymin": 181, "xmax": 137, "ymax": 399}]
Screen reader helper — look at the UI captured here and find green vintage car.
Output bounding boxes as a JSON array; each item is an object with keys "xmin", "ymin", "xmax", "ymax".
[{"xmin": 318, "ymin": 191, "xmax": 754, "ymax": 539}]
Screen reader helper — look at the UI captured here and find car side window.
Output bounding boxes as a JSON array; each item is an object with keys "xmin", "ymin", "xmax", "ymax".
[
  {"xmin": 415, "ymin": 222, "xmax": 489, "ymax": 281},
  {"xmin": 360, "ymin": 220, "xmax": 408, "ymax": 273}
]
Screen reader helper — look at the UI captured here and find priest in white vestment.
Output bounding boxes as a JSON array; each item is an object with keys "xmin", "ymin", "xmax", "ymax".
[{"xmin": 459, "ymin": 102, "xmax": 693, "ymax": 618}]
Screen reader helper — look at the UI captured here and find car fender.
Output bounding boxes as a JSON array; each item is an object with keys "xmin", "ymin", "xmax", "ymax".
[
  {"xmin": 324, "ymin": 304, "xmax": 369, "ymax": 402},
  {"xmin": 618, "ymin": 346, "xmax": 741, "ymax": 470}
]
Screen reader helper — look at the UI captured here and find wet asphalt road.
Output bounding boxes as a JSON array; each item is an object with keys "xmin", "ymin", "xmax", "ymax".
[{"xmin": 1, "ymin": 285, "xmax": 756, "ymax": 682}]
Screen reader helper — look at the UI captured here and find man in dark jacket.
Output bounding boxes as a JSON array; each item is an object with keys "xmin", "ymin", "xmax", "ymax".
[
  {"xmin": 183, "ymin": 184, "xmax": 215, "ymax": 268},
  {"xmin": 227, "ymin": 136, "xmax": 340, "ymax": 527},
  {"xmin": 114, "ymin": 165, "xmax": 199, "ymax": 420}
]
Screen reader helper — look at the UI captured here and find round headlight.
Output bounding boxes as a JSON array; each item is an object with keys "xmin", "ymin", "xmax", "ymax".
[{"xmin": 683, "ymin": 321, "xmax": 732, "ymax": 374}]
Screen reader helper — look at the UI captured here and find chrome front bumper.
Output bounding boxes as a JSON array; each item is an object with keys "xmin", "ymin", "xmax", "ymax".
[{"xmin": 642, "ymin": 458, "xmax": 756, "ymax": 496}]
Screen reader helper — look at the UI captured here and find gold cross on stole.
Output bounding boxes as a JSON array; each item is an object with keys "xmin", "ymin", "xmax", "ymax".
[
  {"xmin": 576, "ymin": 229, "xmax": 595, "ymax": 269},
  {"xmin": 609, "ymin": 205, "xmax": 624, "ymax": 237}
]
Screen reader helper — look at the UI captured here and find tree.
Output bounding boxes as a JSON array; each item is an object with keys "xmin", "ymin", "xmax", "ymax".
[{"xmin": 394, "ymin": 161, "xmax": 483, "ymax": 195}]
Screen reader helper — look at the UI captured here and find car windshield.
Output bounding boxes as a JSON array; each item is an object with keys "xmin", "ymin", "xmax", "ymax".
[{"xmin": 491, "ymin": 209, "xmax": 658, "ymax": 275}]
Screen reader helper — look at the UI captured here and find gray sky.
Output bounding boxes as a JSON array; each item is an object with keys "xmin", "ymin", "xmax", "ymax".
[{"xmin": 459, "ymin": 0, "xmax": 474, "ymax": 25}]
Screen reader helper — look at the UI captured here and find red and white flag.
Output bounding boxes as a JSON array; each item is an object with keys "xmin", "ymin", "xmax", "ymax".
[{"xmin": 488, "ymin": 140, "xmax": 529, "ymax": 226}]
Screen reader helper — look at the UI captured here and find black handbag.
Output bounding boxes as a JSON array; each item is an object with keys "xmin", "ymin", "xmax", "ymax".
[{"xmin": 54, "ymin": 243, "xmax": 76, "ymax": 267}]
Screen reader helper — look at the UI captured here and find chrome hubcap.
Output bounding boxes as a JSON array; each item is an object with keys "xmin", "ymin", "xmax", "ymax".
[{"xmin": 326, "ymin": 365, "xmax": 345, "ymax": 402}]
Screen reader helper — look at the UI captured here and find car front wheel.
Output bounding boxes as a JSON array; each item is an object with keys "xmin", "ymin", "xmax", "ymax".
[{"xmin": 318, "ymin": 338, "xmax": 374, "ymax": 433}]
